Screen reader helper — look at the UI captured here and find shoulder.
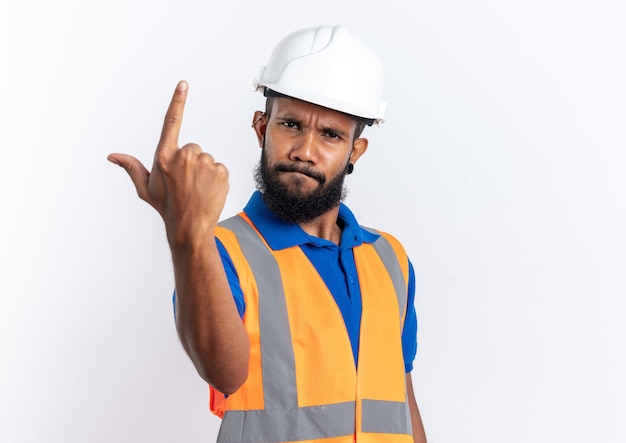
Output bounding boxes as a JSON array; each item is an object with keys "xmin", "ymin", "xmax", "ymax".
[
  {"xmin": 216, "ymin": 214, "xmax": 248, "ymax": 245},
  {"xmin": 362, "ymin": 226, "xmax": 407, "ymax": 253}
]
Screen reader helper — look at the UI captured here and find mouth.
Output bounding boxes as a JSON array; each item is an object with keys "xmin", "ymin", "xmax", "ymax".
[{"xmin": 276, "ymin": 166, "xmax": 325, "ymax": 184}]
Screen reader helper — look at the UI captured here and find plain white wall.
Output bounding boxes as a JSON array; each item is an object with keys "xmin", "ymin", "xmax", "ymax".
[{"xmin": 2, "ymin": 0, "xmax": 625, "ymax": 442}]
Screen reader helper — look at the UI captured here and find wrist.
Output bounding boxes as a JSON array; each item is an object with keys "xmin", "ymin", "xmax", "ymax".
[{"xmin": 166, "ymin": 219, "xmax": 218, "ymax": 254}]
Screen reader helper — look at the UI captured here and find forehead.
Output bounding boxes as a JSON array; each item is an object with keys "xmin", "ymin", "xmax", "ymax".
[{"xmin": 271, "ymin": 97, "xmax": 358, "ymax": 130}]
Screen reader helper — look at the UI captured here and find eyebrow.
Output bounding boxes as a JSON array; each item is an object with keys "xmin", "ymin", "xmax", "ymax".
[{"xmin": 320, "ymin": 124, "xmax": 350, "ymax": 138}]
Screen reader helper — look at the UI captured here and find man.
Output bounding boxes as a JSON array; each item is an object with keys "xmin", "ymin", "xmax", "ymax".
[{"xmin": 108, "ymin": 25, "xmax": 427, "ymax": 443}]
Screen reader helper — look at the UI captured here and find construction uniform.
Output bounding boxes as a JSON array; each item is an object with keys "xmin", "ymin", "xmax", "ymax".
[{"xmin": 205, "ymin": 191, "xmax": 418, "ymax": 442}]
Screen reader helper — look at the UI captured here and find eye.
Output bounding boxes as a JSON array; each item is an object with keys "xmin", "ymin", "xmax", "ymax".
[
  {"xmin": 325, "ymin": 131, "xmax": 339, "ymax": 139},
  {"xmin": 282, "ymin": 121, "xmax": 300, "ymax": 130}
]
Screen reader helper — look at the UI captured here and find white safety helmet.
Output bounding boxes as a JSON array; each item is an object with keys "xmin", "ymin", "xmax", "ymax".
[{"xmin": 253, "ymin": 25, "xmax": 387, "ymax": 125}]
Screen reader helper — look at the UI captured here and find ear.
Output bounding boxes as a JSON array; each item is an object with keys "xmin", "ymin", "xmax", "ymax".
[
  {"xmin": 349, "ymin": 137, "xmax": 369, "ymax": 165},
  {"xmin": 251, "ymin": 111, "xmax": 267, "ymax": 148}
]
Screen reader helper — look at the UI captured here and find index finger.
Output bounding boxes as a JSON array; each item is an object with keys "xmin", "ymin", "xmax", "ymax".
[{"xmin": 156, "ymin": 80, "xmax": 189, "ymax": 157}]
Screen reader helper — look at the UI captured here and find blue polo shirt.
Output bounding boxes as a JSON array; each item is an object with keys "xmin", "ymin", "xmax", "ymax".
[{"xmin": 216, "ymin": 191, "xmax": 418, "ymax": 373}]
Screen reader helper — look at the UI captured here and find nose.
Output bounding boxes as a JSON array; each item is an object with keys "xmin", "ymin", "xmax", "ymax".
[{"xmin": 289, "ymin": 130, "xmax": 316, "ymax": 164}]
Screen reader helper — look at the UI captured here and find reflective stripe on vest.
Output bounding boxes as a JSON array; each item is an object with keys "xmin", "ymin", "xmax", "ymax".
[
  {"xmin": 362, "ymin": 226, "xmax": 408, "ymax": 324},
  {"xmin": 216, "ymin": 215, "xmax": 412, "ymax": 443}
]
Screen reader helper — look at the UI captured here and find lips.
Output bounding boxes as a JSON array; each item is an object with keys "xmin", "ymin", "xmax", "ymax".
[{"xmin": 275, "ymin": 165, "xmax": 325, "ymax": 184}]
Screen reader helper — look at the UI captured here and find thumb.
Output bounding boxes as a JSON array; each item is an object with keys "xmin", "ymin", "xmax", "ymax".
[{"xmin": 107, "ymin": 153, "xmax": 151, "ymax": 201}]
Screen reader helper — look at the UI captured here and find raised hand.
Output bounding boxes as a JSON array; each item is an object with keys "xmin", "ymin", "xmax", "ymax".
[{"xmin": 108, "ymin": 81, "xmax": 229, "ymax": 247}]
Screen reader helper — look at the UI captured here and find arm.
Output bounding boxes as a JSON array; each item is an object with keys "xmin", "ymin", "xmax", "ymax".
[
  {"xmin": 407, "ymin": 373, "xmax": 427, "ymax": 443},
  {"xmin": 172, "ymin": 234, "xmax": 249, "ymax": 394},
  {"xmin": 108, "ymin": 81, "xmax": 249, "ymax": 394}
]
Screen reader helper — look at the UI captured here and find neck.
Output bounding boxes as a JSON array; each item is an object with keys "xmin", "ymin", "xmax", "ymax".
[{"xmin": 299, "ymin": 206, "xmax": 342, "ymax": 245}]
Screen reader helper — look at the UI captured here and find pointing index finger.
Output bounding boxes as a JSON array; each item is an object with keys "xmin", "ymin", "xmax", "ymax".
[{"xmin": 156, "ymin": 80, "xmax": 189, "ymax": 157}]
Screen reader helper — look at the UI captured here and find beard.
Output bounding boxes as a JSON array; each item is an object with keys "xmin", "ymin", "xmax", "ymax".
[{"xmin": 253, "ymin": 148, "xmax": 349, "ymax": 224}]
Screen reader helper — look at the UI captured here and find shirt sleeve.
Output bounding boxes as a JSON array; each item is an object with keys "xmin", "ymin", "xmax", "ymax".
[
  {"xmin": 401, "ymin": 259, "xmax": 418, "ymax": 373},
  {"xmin": 215, "ymin": 237, "xmax": 246, "ymax": 318},
  {"xmin": 172, "ymin": 237, "xmax": 246, "ymax": 320}
]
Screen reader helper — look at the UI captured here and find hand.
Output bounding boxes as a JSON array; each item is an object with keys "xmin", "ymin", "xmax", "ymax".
[{"xmin": 108, "ymin": 81, "xmax": 229, "ymax": 247}]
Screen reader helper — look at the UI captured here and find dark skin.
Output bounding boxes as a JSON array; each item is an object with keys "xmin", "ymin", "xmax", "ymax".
[
  {"xmin": 250, "ymin": 96, "xmax": 369, "ymax": 241},
  {"xmin": 108, "ymin": 81, "xmax": 427, "ymax": 442}
]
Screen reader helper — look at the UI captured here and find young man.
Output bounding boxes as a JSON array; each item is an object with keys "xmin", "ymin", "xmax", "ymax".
[{"xmin": 109, "ymin": 25, "xmax": 427, "ymax": 443}]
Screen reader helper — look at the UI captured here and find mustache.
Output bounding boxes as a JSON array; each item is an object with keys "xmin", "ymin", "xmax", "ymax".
[{"xmin": 274, "ymin": 164, "xmax": 326, "ymax": 184}]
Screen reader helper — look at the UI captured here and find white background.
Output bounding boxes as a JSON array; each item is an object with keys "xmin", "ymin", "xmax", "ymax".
[{"xmin": 2, "ymin": 0, "xmax": 625, "ymax": 442}]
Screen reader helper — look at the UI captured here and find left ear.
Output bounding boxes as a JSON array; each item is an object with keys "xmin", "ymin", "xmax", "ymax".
[{"xmin": 349, "ymin": 137, "xmax": 369, "ymax": 165}]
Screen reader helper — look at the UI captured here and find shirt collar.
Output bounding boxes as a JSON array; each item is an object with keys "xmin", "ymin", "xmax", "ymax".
[{"xmin": 243, "ymin": 191, "xmax": 380, "ymax": 251}]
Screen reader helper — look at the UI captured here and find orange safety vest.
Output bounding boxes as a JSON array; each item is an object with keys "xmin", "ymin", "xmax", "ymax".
[{"xmin": 211, "ymin": 213, "xmax": 414, "ymax": 443}]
